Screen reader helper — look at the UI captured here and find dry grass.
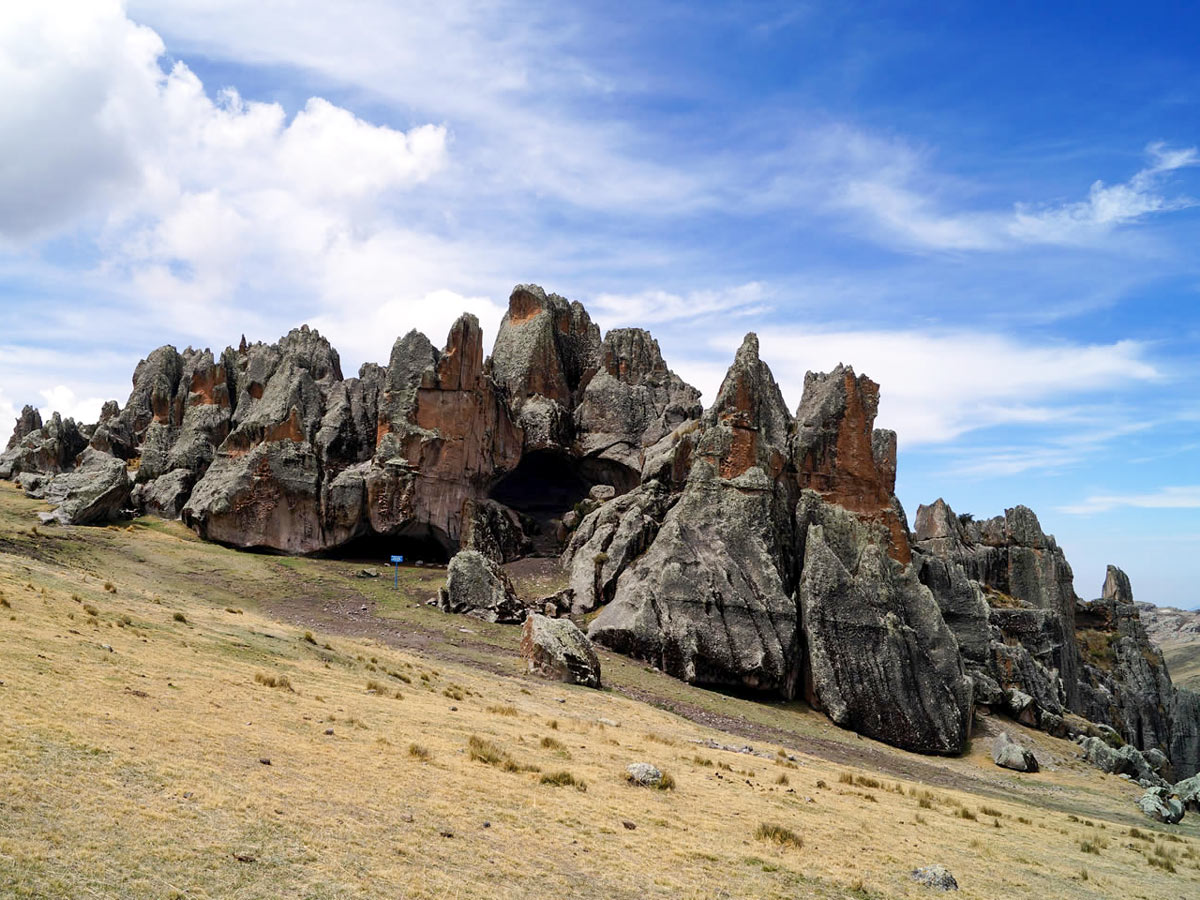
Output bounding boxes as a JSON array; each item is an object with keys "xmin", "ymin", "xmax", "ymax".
[
  {"xmin": 0, "ymin": 483, "xmax": 1198, "ymax": 899},
  {"xmin": 755, "ymin": 822, "xmax": 804, "ymax": 850}
]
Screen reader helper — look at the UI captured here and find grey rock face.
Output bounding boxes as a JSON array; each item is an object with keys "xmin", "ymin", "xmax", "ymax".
[
  {"xmin": 992, "ymin": 731, "xmax": 1039, "ymax": 772},
  {"xmin": 131, "ymin": 469, "xmax": 194, "ymax": 519},
  {"xmin": 1175, "ymin": 772, "xmax": 1200, "ymax": 812},
  {"xmin": 1171, "ymin": 689, "xmax": 1200, "ymax": 781},
  {"xmin": 460, "ymin": 498, "xmax": 531, "ymax": 563},
  {"xmin": 438, "ymin": 550, "xmax": 526, "ymax": 624},
  {"xmin": 39, "ymin": 449, "xmax": 131, "ymax": 525},
  {"xmin": 1076, "ymin": 735, "xmax": 1166, "ymax": 787},
  {"xmin": 588, "ymin": 335, "xmax": 801, "ymax": 696},
  {"xmin": 520, "ymin": 614, "xmax": 602, "ymax": 687},
  {"xmin": 562, "ymin": 482, "xmax": 672, "ymax": 613},
  {"xmin": 0, "ymin": 413, "xmax": 87, "ymax": 480},
  {"xmin": 798, "ymin": 493, "xmax": 972, "ymax": 754},
  {"xmin": 1137, "ymin": 786, "xmax": 1184, "ymax": 824},
  {"xmin": 910, "ymin": 865, "xmax": 958, "ymax": 891},
  {"xmin": 574, "ymin": 328, "xmax": 701, "ymax": 478},
  {"xmin": 6, "ymin": 404, "xmax": 42, "ymax": 451}
]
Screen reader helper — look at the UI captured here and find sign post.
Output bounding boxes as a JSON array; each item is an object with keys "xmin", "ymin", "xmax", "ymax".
[{"xmin": 390, "ymin": 555, "xmax": 404, "ymax": 590}]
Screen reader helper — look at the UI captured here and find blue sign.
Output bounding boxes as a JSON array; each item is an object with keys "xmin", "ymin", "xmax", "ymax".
[
  {"xmin": 390, "ymin": 555, "xmax": 404, "ymax": 590},
  {"xmin": 390, "ymin": 555, "xmax": 404, "ymax": 564}
]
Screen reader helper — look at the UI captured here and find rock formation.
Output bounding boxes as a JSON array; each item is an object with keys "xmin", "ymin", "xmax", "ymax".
[
  {"xmin": 5, "ymin": 279, "xmax": 1199, "ymax": 770},
  {"xmin": 520, "ymin": 614, "xmax": 602, "ymax": 687}
]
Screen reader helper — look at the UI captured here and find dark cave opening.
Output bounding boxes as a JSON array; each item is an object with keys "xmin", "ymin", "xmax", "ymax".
[{"xmin": 314, "ymin": 526, "xmax": 452, "ymax": 565}]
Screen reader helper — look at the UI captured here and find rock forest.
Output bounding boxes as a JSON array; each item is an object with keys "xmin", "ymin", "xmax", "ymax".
[{"xmin": 4, "ymin": 283, "xmax": 1200, "ymax": 827}]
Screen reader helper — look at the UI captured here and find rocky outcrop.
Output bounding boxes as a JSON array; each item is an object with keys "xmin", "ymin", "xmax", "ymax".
[
  {"xmin": 437, "ymin": 550, "xmax": 526, "ymax": 624},
  {"xmin": 460, "ymin": 498, "xmax": 531, "ymax": 563},
  {"xmin": 5, "ymin": 405, "xmax": 42, "ymax": 451},
  {"xmin": 520, "ymin": 614, "xmax": 602, "ymax": 687},
  {"xmin": 992, "ymin": 731, "xmax": 1039, "ymax": 772},
  {"xmin": 1076, "ymin": 735, "xmax": 1166, "ymax": 787},
  {"xmin": 798, "ymin": 493, "xmax": 972, "ymax": 754},
  {"xmin": 589, "ymin": 335, "xmax": 801, "ymax": 696},
  {"xmin": 0, "ymin": 413, "xmax": 86, "ymax": 480},
  {"xmin": 1176, "ymin": 772, "xmax": 1200, "ymax": 812},
  {"xmin": 1171, "ymin": 689, "xmax": 1200, "ymax": 781},
  {"xmin": 39, "ymin": 449, "xmax": 131, "ymax": 525},
  {"xmin": 574, "ymin": 328, "xmax": 702, "ymax": 479}
]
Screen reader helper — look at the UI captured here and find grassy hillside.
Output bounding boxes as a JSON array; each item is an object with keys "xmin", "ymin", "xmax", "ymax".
[
  {"xmin": 1164, "ymin": 642, "xmax": 1200, "ymax": 691},
  {"xmin": 1, "ymin": 482, "xmax": 1198, "ymax": 899}
]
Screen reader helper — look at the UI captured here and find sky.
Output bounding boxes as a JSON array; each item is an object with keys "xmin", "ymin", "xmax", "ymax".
[{"xmin": 0, "ymin": 1, "xmax": 1197, "ymax": 608}]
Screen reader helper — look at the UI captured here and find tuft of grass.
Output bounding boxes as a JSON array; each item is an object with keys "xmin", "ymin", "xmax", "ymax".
[
  {"xmin": 82, "ymin": 603, "xmax": 99, "ymax": 617},
  {"xmin": 540, "ymin": 771, "xmax": 587, "ymax": 791},
  {"xmin": 467, "ymin": 735, "xmax": 538, "ymax": 773},
  {"xmin": 854, "ymin": 775, "xmax": 881, "ymax": 789},
  {"xmin": 443, "ymin": 686, "xmax": 465, "ymax": 701},
  {"xmin": 775, "ymin": 773, "xmax": 789, "ymax": 786},
  {"xmin": 956, "ymin": 807, "xmax": 977, "ymax": 821},
  {"xmin": 254, "ymin": 672, "xmax": 294, "ymax": 692},
  {"xmin": 838, "ymin": 772, "xmax": 854, "ymax": 785},
  {"xmin": 407, "ymin": 743, "xmax": 431, "ymax": 760},
  {"xmin": 172, "ymin": 612, "xmax": 187, "ymax": 623},
  {"xmin": 303, "ymin": 631, "xmax": 316, "ymax": 644},
  {"xmin": 487, "ymin": 704, "xmax": 518, "ymax": 716},
  {"xmin": 1078, "ymin": 837, "xmax": 1106, "ymax": 855},
  {"xmin": 754, "ymin": 823, "xmax": 803, "ymax": 850},
  {"xmin": 658, "ymin": 771, "xmax": 676, "ymax": 791},
  {"xmin": 365, "ymin": 679, "xmax": 386, "ymax": 693},
  {"xmin": 1017, "ymin": 816, "xmax": 1033, "ymax": 826},
  {"xmin": 980, "ymin": 805, "xmax": 1003, "ymax": 818},
  {"xmin": 103, "ymin": 582, "xmax": 116, "ymax": 593},
  {"xmin": 918, "ymin": 796, "xmax": 933, "ymax": 809},
  {"xmin": 815, "ymin": 779, "xmax": 827, "ymax": 790},
  {"xmin": 0, "ymin": 597, "xmax": 10, "ymax": 609},
  {"xmin": 540, "ymin": 736, "xmax": 566, "ymax": 751},
  {"xmin": 225, "ymin": 607, "xmax": 243, "ymax": 614}
]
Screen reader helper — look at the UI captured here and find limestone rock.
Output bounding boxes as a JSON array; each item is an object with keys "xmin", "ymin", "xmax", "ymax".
[
  {"xmin": 624, "ymin": 762, "xmax": 664, "ymax": 787},
  {"xmin": 520, "ymin": 614, "xmax": 601, "ymax": 687},
  {"xmin": 437, "ymin": 550, "xmax": 526, "ymax": 624},
  {"xmin": 1175, "ymin": 772, "xmax": 1200, "ymax": 812},
  {"xmin": 1171, "ymin": 688, "xmax": 1200, "ymax": 781},
  {"xmin": 460, "ymin": 498, "xmax": 531, "ymax": 563},
  {"xmin": 992, "ymin": 731, "xmax": 1039, "ymax": 772},
  {"xmin": 6, "ymin": 404, "xmax": 42, "ymax": 451},
  {"xmin": 0, "ymin": 413, "xmax": 87, "ymax": 480},
  {"xmin": 588, "ymin": 335, "xmax": 800, "ymax": 696},
  {"xmin": 1076, "ymin": 735, "xmax": 1166, "ymax": 787},
  {"xmin": 910, "ymin": 865, "xmax": 958, "ymax": 891},
  {"xmin": 798, "ymin": 493, "xmax": 972, "ymax": 754},
  {"xmin": 1137, "ymin": 786, "xmax": 1184, "ymax": 824},
  {"xmin": 40, "ymin": 449, "xmax": 131, "ymax": 525},
  {"xmin": 132, "ymin": 469, "xmax": 194, "ymax": 519}
]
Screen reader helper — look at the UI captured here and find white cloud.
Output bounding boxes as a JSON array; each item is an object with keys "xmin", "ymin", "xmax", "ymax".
[
  {"xmin": 589, "ymin": 283, "xmax": 770, "ymax": 327},
  {"xmin": 703, "ymin": 328, "xmax": 1160, "ymax": 445},
  {"xmin": 38, "ymin": 385, "xmax": 109, "ymax": 430},
  {"xmin": 0, "ymin": 387, "xmax": 17, "ymax": 450},
  {"xmin": 1059, "ymin": 485, "xmax": 1200, "ymax": 515}
]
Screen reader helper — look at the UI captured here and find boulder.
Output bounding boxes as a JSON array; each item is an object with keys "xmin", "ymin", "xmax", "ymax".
[
  {"xmin": 910, "ymin": 865, "xmax": 958, "ymax": 891},
  {"xmin": 437, "ymin": 550, "xmax": 526, "ymax": 624},
  {"xmin": 520, "ymin": 614, "xmax": 601, "ymax": 687},
  {"xmin": 132, "ymin": 469, "xmax": 194, "ymax": 518},
  {"xmin": 39, "ymin": 449, "xmax": 131, "ymax": 525},
  {"xmin": 1137, "ymin": 786, "xmax": 1184, "ymax": 824},
  {"xmin": 1076, "ymin": 736, "xmax": 1166, "ymax": 787},
  {"xmin": 1174, "ymin": 773, "xmax": 1200, "ymax": 812},
  {"xmin": 992, "ymin": 731, "xmax": 1039, "ymax": 773},
  {"xmin": 624, "ymin": 763, "xmax": 664, "ymax": 787},
  {"xmin": 460, "ymin": 498, "xmax": 530, "ymax": 564}
]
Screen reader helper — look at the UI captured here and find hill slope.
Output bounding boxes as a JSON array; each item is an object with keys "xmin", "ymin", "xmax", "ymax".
[{"xmin": 1, "ymin": 482, "xmax": 1198, "ymax": 899}]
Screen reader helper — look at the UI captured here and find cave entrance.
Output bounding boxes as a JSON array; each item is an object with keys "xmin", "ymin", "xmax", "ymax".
[
  {"xmin": 316, "ymin": 526, "xmax": 452, "ymax": 566},
  {"xmin": 489, "ymin": 450, "xmax": 596, "ymax": 556}
]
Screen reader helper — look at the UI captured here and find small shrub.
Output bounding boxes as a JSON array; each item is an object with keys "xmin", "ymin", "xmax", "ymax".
[
  {"xmin": 254, "ymin": 672, "xmax": 294, "ymax": 692},
  {"xmin": 303, "ymin": 631, "xmax": 316, "ymax": 644},
  {"xmin": 815, "ymin": 779, "xmax": 827, "ymax": 790},
  {"xmin": 103, "ymin": 582, "xmax": 116, "ymax": 593},
  {"xmin": 408, "ymin": 743, "xmax": 431, "ymax": 760},
  {"xmin": 592, "ymin": 551, "xmax": 609, "ymax": 564},
  {"xmin": 540, "ymin": 771, "xmax": 587, "ymax": 791},
  {"xmin": 754, "ymin": 823, "xmax": 803, "ymax": 850},
  {"xmin": 173, "ymin": 612, "xmax": 187, "ymax": 623}
]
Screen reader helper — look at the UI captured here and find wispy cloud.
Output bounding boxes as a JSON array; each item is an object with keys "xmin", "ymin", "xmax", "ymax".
[
  {"xmin": 1059, "ymin": 485, "xmax": 1200, "ymax": 515},
  {"xmin": 589, "ymin": 282, "xmax": 770, "ymax": 326}
]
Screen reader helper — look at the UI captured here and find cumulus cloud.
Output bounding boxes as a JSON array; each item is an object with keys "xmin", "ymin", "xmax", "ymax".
[
  {"xmin": 1059, "ymin": 485, "xmax": 1200, "ymax": 515},
  {"xmin": 702, "ymin": 328, "xmax": 1160, "ymax": 445}
]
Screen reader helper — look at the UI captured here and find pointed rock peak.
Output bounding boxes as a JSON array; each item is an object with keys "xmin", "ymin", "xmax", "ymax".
[
  {"xmin": 600, "ymin": 328, "xmax": 669, "ymax": 383},
  {"xmin": 1102, "ymin": 565, "xmax": 1134, "ymax": 605},
  {"xmin": 1003, "ymin": 505, "xmax": 1049, "ymax": 549},
  {"xmin": 278, "ymin": 325, "xmax": 342, "ymax": 382},
  {"xmin": 506, "ymin": 283, "xmax": 555, "ymax": 323},
  {"xmin": 914, "ymin": 498, "xmax": 962, "ymax": 543},
  {"xmin": 432, "ymin": 313, "xmax": 486, "ymax": 391},
  {"xmin": 238, "ymin": 334, "xmax": 248, "ymax": 353},
  {"xmin": 7, "ymin": 404, "xmax": 43, "ymax": 450},
  {"xmin": 386, "ymin": 330, "xmax": 438, "ymax": 387},
  {"xmin": 734, "ymin": 332, "xmax": 760, "ymax": 364}
]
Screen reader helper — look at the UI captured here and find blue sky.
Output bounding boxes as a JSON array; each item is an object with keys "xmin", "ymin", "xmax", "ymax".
[{"xmin": 1, "ymin": 1, "xmax": 1198, "ymax": 607}]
